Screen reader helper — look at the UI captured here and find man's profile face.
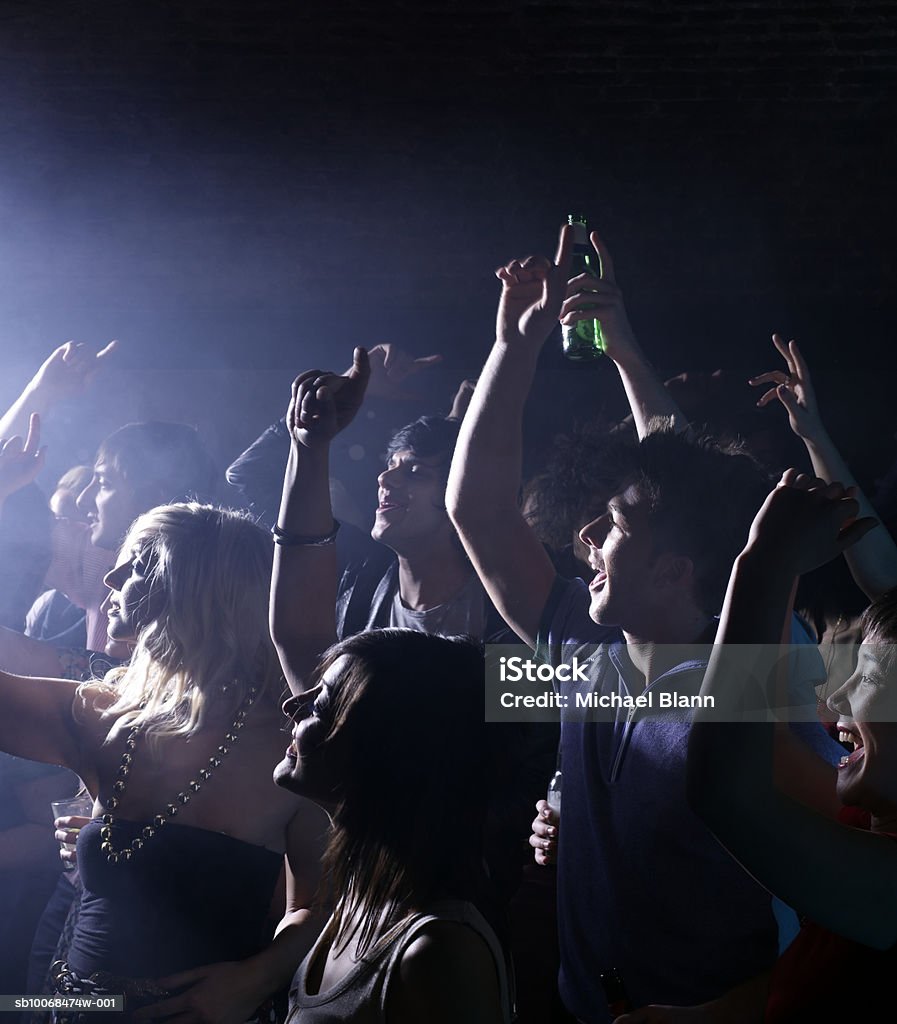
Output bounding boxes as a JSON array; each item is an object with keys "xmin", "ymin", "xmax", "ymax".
[
  {"xmin": 76, "ymin": 461, "xmax": 141, "ymax": 550},
  {"xmin": 578, "ymin": 483, "xmax": 659, "ymax": 633},
  {"xmin": 371, "ymin": 449, "xmax": 454, "ymax": 552}
]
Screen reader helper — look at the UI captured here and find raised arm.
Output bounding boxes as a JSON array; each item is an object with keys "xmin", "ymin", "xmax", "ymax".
[
  {"xmin": 0, "ymin": 413, "xmax": 45, "ymax": 512},
  {"xmin": 269, "ymin": 349, "xmax": 370, "ymax": 693},
  {"xmin": 688, "ymin": 473, "xmax": 897, "ymax": 949},
  {"xmin": 446, "ymin": 228, "xmax": 573, "ymax": 648},
  {"xmin": 750, "ymin": 333, "xmax": 897, "ymax": 601},
  {"xmin": 0, "ymin": 341, "xmax": 117, "ymax": 441},
  {"xmin": 0, "ymin": 668, "xmax": 93, "ymax": 783},
  {"xmin": 227, "ymin": 343, "xmax": 441, "ymax": 526},
  {"xmin": 558, "ymin": 231, "xmax": 687, "ymax": 439}
]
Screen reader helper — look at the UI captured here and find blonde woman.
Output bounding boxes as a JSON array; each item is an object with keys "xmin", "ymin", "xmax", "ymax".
[{"xmin": 0, "ymin": 503, "xmax": 328, "ymax": 1022}]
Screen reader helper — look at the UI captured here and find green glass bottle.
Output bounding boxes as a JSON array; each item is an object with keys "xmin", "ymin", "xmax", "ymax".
[
  {"xmin": 561, "ymin": 214, "xmax": 606, "ymax": 361},
  {"xmin": 599, "ymin": 967, "xmax": 633, "ymax": 1016}
]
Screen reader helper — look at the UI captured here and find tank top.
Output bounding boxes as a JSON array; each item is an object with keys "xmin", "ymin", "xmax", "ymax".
[
  {"xmin": 288, "ymin": 900, "xmax": 512, "ymax": 1022},
  {"xmin": 68, "ymin": 818, "xmax": 282, "ymax": 977}
]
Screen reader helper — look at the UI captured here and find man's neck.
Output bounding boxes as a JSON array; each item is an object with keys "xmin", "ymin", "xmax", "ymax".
[
  {"xmin": 623, "ymin": 610, "xmax": 713, "ymax": 689},
  {"xmin": 394, "ymin": 545, "xmax": 473, "ymax": 611}
]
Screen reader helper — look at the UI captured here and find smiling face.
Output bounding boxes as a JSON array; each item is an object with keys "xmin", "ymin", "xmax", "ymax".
[
  {"xmin": 827, "ymin": 645, "xmax": 897, "ymax": 821},
  {"xmin": 102, "ymin": 544, "xmax": 165, "ymax": 644},
  {"xmin": 371, "ymin": 449, "xmax": 455, "ymax": 554},
  {"xmin": 77, "ymin": 461, "xmax": 142, "ymax": 550},
  {"xmin": 274, "ymin": 655, "xmax": 350, "ymax": 805}
]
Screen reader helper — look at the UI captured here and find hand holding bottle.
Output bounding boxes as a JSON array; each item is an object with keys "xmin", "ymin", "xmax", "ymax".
[
  {"xmin": 558, "ymin": 230, "xmax": 639, "ymax": 367},
  {"xmin": 529, "ymin": 798, "xmax": 559, "ymax": 866}
]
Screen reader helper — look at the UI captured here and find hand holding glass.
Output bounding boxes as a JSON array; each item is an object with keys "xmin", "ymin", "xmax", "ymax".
[{"xmin": 51, "ymin": 794, "xmax": 94, "ymax": 871}]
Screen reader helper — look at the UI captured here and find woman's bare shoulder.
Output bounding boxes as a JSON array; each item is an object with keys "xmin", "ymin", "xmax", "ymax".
[{"xmin": 390, "ymin": 918, "xmax": 505, "ymax": 1024}]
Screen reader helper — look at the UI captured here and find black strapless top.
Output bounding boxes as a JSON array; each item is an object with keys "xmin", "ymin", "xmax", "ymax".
[{"xmin": 68, "ymin": 818, "xmax": 283, "ymax": 977}]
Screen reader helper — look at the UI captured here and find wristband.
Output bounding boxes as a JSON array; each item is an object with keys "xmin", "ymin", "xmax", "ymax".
[{"xmin": 271, "ymin": 521, "xmax": 340, "ymax": 546}]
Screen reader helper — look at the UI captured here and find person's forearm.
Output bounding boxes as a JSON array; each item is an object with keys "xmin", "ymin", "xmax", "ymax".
[
  {"xmin": 446, "ymin": 340, "xmax": 537, "ymax": 520},
  {"xmin": 0, "ymin": 627, "xmax": 64, "ymax": 677},
  {"xmin": 690, "ymin": 551, "xmax": 796, "ymax": 826},
  {"xmin": 803, "ymin": 430, "xmax": 897, "ymax": 601},
  {"xmin": 242, "ymin": 908, "xmax": 327, "ymax": 1004},
  {"xmin": 276, "ymin": 444, "xmax": 336, "ymax": 537},
  {"xmin": 270, "ymin": 445, "xmax": 337, "ymax": 691},
  {"xmin": 715, "ymin": 549, "xmax": 796, "ymax": 648},
  {"xmin": 698, "ymin": 549, "xmax": 795, "ymax": 714},
  {"xmin": 612, "ymin": 342, "xmax": 687, "ymax": 440},
  {"xmin": 0, "ymin": 387, "xmax": 43, "ymax": 441},
  {"xmin": 225, "ymin": 419, "xmax": 290, "ymax": 526}
]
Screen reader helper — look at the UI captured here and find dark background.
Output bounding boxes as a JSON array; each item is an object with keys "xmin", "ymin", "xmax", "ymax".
[{"xmin": 1, "ymin": 0, "xmax": 895, "ymax": 509}]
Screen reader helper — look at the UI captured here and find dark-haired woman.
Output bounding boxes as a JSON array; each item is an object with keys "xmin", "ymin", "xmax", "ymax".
[{"xmin": 270, "ymin": 355, "xmax": 512, "ymax": 1023}]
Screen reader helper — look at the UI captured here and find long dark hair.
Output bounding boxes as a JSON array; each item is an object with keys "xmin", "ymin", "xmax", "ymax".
[{"xmin": 311, "ymin": 629, "xmax": 494, "ymax": 958}]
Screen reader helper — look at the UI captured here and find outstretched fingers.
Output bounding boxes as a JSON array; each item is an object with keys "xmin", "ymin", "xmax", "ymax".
[
  {"xmin": 788, "ymin": 338, "xmax": 812, "ymax": 383},
  {"xmin": 23, "ymin": 413, "xmax": 41, "ymax": 456},
  {"xmin": 497, "ymin": 256, "xmax": 545, "ymax": 284},
  {"xmin": 589, "ymin": 230, "xmax": 615, "ymax": 283},
  {"xmin": 349, "ymin": 346, "xmax": 370, "ymax": 384},
  {"xmin": 771, "ymin": 332, "xmax": 796, "ymax": 374},
  {"xmin": 553, "ymin": 222, "xmax": 574, "ymax": 278},
  {"xmin": 749, "ymin": 370, "xmax": 791, "ymax": 388},
  {"xmin": 95, "ymin": 339, "xmax": 119, "ymax": 361}
]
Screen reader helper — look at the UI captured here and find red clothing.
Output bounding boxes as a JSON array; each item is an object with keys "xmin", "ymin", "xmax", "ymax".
[{"xmin": 766, "ymin": 815, "xmax": 895, "ymax": 1021}]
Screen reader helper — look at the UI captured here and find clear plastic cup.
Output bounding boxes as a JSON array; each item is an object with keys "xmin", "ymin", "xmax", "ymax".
[{"xmin": 51, "ymin": 793, "xmax": 94, "ymax": 870}]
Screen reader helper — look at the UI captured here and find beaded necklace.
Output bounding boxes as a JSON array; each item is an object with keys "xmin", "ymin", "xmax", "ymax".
[{"xmin": 99, "ymin": 686, "xmax": 257, "ymax": 865}]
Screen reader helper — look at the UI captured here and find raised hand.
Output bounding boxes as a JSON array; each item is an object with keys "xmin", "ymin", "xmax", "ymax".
[
  {"xmin": 745, "ymin": 469, "xmax": 878, "ymax": 577},
  {"xmin": 558, "ymin": 231, "xmax": 638, "ymax": 361},
  {"xmin": 365, "ymin": 343, "xmax": 442, "ymax": 401},
  {"xmin": 0, "ymin": 413, "xmax": 45, "ymax": 504},
  {"xmin": 495, "ymin": 224, "xmax": 573, "ymax": 350},
  {"xmin": 748, "ymin": 334, "xmax": 824, "ymax": 443},
  {"xmin": 28, "ymin": 340, "xmax": 118, "ymax": 405},
  {"xmin": 286, "ymin": 347, "xmax": 371, "ymax": 450},
  {"xmin": 447, "ymin": 378, "xmax": 477, "ymax": 421}
]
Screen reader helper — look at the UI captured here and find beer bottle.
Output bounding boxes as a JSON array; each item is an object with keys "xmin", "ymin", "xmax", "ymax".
[
  {"xmin": 599, "ymin": 967, "xmax": 633, "ymax": 1016},
  {"xmin": 561, "ymin": 213, "xmax": 606, "ymax": 361}
]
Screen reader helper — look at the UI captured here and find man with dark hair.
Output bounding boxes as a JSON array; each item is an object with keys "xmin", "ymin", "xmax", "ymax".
[
  {"xmin": 81, "ymin": 420, "xmax": 217, "ymax": 550},
  {"xmin": 25, "ymin": 420, "xmax": 217, "ymax": 660},
  {"xmin": 446, "ymin": 226, "xmax": 838, "ymax": 1021},
  {"xmin": 229, "ymin": 373, "xmax": 510, "ymax": 644},
  {"xmin": 266, "ymin": 354, "xmax": 551, "ymax": 971},
  {"xmin": 0, "ymin": 343, "xmax": 219, "ymax": 667}
]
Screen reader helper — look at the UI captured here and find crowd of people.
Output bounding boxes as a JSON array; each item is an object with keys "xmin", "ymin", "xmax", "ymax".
[{"xmin": 0, "ymin": 220, "xmax": 894, "ymax": 1023}]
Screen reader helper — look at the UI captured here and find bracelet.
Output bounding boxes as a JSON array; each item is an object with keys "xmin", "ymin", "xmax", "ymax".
[{"xmin": 271, "ymin": 521, "xmax": 341, "ymax": 547}]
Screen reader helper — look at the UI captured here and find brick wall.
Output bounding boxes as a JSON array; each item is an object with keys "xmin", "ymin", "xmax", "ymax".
[{"xmin": 0, "ymin": 0, "xmax": 894, "ymax": 483}]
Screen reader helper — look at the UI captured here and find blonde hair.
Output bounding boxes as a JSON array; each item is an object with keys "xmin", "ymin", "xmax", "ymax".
[{"xmin": 83, "ymin": 503, "xmax": 282, "ymax": 746}]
